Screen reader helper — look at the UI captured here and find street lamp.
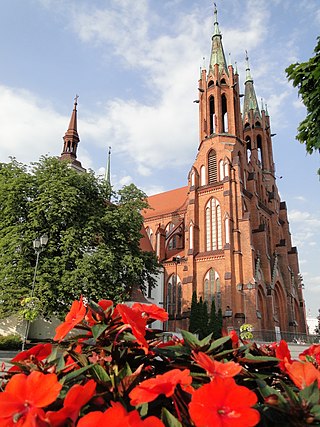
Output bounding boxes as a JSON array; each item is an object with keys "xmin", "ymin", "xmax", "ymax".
[{"xmin": 22, "ymin": 234, "xmax": 48, "ymax": 351}]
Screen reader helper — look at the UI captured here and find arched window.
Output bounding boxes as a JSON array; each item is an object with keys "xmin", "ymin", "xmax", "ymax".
[
  {"xmin": 209, "ymin": 96, "xmax": 215, "ymax": 134},
  {"xmin": 219, "ymin": 159, "xmax": 224, "ymax": 181},
  {"xmin": 190, "ymin": 170, "xmax": 195, "ymax": 187},
  {"xmin": 245, "ymin": 136, "xmax": 251, "ymax": 163},
  {"xmin": 167, "ymin": 274, "xmax": 182, "ymax": 316},
  {"xmin": 222, "ymin": 94, "xmax": 228, "ymax": 132},
  {"xmin": 208, "ymin": 150, "xmax": 217, "ymax": 184},
  {"xmin": 257, "ymin": 135, "xmax": 263, "ymax": 167},
  {"xmin": 204, "ymin": 268, "xmax": 221, "ymax": 309},
  {"xmin": 189, "ymin": 222, "xmax": 194, "ymax": 250},
  {"xmin": 208, "ymin": 80, "xmax": 214, "ymax": 88},
  {"xmin": 165, "ymin": 222, "xmax": 174, "ymax": 237},
  {"xmin": 200, "ymin": 165, "xmax": 206, "ymax": 186},
  {"xmin": 224, "ymin": 160, "xmax": 229, "ymax": 178},
  {"xmin": 225, "ymin": 216, "xmax": 230, "ymax": 244},
  {"xmin": 205, "ymin": 198, "xmax": 222, "ymax": 251},
  {"xmin": 146, "ymin": 227, "xmax": 153, "ymax": 246}
]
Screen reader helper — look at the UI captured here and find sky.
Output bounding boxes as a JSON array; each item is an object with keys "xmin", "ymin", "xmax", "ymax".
[{"xmin": 0, "ymin": 0, "xmax": 319, "ymax": 318}]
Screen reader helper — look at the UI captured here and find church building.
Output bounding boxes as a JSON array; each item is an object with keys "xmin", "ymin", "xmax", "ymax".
[{"xmin": 142, "ymin": 7, "xmax": 307, "ymax": 337}]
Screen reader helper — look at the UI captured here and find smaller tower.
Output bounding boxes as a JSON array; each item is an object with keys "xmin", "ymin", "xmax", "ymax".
[{"xmin": 60, "ymin": 95, "xmax": 86, "ymax": 173}]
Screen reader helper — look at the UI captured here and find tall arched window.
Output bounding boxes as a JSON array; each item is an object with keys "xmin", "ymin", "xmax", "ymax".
[
  {"xmin": 204, "ymin": 268, "xmax": 221, "ymax": 309},
  {"xmin": 167, "ymin": 274, "xmax": 182, "ymax": 316},
  {"xmin": 209, "ymin": 96, "xmax": 215, "ymax": 134},
  {"xmin": 219, "ymin": 159, "xmax": 224, "ymax": 181},
  {"xmin": 205, "ymin": 198, "xmax": 222, "ymax": 251},
  {"xmin": 208, "ymin": 150, "xmax": 217, "ymax": 184},
  {"xmin": 222, "ymin": 94, "xmax": 228, "ymax": 132},
  {"xmin": 189, "ymin": 222, "xmax": 194, "ymax": 250},
  {"xmin": 200, "ymin": 165, "xmax": 206, "ymax": 186},
  {"xmin": 146, "ymin": 227, "xmax": 153, "ymax": 246},
  {"xmin": 257, "ymin": 135, "xmax": 263, "ymax": 167}
]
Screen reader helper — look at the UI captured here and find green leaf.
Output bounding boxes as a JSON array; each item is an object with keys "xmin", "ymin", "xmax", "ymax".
[
  {"xmin": 299, "ymin": 380, "xmax": 319, "ymax": 405},
  {"xmin": 161, "ymin": 408, "xmax": 183, "ymax": 427},
  {"xmin": 242, "ymin": 352, "xmax": 279, "ymax": 363},
  {"xmin": 279, "ymin": 380, "xmax": 300, "ymax": 405},
  {"xmin": 91, "ymin": 323, "xmax": 108, "ymax": 340},
  {"xmin": 310, "ymin": 404, "xmax": 320, "ymax": 420},
  {"xmin": 180, "ymin": 329, "xmax": 200, "ymax": 348},
  {"xmin": 91, "ymin": 364, "xmax": 111, "ymax": 382},
  {"xmin": 256, "ymin": 379, "xmax": 287, "ymax": 405},
  {"xmin": 63, "ymin": 364, "xmax": 95, "ymax": 383},
  {"xmin": 207, "ymin": 335, "xmax": 230, "ymax": 352}
]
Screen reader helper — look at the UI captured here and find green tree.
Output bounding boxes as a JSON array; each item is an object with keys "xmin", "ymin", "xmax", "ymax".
[
  {"xmin": 198, "ymin": 297, "xmax": 209, "ymax": 340},
  {"xmin": 189, "ymin": 291, "xmax": 199, "ymax": 334},
  {"xmin": 208, "ymin": 298, "xmax": 217, "ymax": 337},
  {"xmin": 0, "ymin": 157, "xmax": 159, "ymax": 319},
  {"xmin": 286, "ymin": 37, "xmax": 320, "ymax": 172}
]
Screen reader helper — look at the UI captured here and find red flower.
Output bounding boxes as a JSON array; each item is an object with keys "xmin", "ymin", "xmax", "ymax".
[
  {"xmin": 77, "ymin": 402, "xmax": 165, "ymax": 427},
  {"xmin": 54, "ymin": 296, "xmax": 86, "ymax": 341},
  {"xmin": 0, "ymin": 371, "xmax": 62, "ymax": 426},
  {"xmin": 284, "ymin": 360, "xmax": 320, "ymax": 389},
  {"xmin": 192, "ymin": 351, "xmax": 242, "ymax": 379},
  {"xmin": 275, "ymin": 340, "xmax": 293, "ymax": 371},
  {"xmin": 132, "ymin": 303, "xmax": 169, "ymax": 322},
  {"xmin": 129, "ymin": 369, "xmax": 193, "ymax": 406},
  {"xmin": 116, "ymin": 304, "xmax": 148, "ymax": 352},
  {"xmin": 46, "ymin": 380, "xmax": 96, "ymax": 426},
  {"xmin": 85, "ymin": 300, "xmax": 113, "ymax": 325},
  {"xmin": 299, "ymin": 344, "xmax": 320, "ymax": 364},
  {"xmin": 9, "ymin": 343, "xmax": 52, "ymax": 372},
  {"xmin": 189, "ymin": 377, "xmax": 260, "ymax": 427}
]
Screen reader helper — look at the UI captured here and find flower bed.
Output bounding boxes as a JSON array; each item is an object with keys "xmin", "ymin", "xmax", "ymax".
[{"xmin": 0, "ymin": 297, "xmax": 320, "ymax": 426}]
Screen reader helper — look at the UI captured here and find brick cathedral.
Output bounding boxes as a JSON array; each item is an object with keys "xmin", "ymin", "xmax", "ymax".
[{"xmin": 142, "ymin": 7, "xmax": 307, "ymax": 336}]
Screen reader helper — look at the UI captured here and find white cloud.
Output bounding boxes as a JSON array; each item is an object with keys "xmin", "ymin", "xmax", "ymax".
[{"xmin": 0, "ymin": 85, "xmax": 66, "ymax": 164}]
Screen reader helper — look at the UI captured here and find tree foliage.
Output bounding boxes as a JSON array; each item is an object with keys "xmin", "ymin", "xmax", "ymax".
[
  {"xmin": 0, "ymin": 157, "xmax": 159, "ymax": 319},
  {"xmin": 286, "ymin": 37, "xmax": 320, "ymax": 168}
]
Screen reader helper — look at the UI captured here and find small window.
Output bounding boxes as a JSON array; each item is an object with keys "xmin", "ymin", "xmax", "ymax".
[{"xmin": 208, "ymin": 80, "xmax": 214, "ymax": 88}]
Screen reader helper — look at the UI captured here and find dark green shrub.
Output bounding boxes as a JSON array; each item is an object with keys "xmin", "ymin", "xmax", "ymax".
[{"xmin": 0, "ymin": 334, "xmax": 22, "ymax": 350}]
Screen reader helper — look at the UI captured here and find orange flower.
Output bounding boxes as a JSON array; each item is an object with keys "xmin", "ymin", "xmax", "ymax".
[
  {"xmin": 116, "ymin": 304, "xmax": 148, "ymax": 351},
  {"xmin": 192, "ymin": 351, "xmax": 242, "ymax": 379},
  {"xmin": 0, "ymin": 371, "xmax": 62, "ymax": 426},
  {"xmin": 275, "ymin": 340, "xmax": 292, "ymax": 371},
  {"xmin": 9, "ymin": 343, "xmax": 52, "ymax": 372},
  {"xmin": 129, "ymin": 369, "xmax": 193, "ymax": 406},
  {"xmin": 189, "ymin": 377, "xmax": 260, "ymax": 427},
  {"xmin": 132, "ymin": 303, "xmax": 169, "ymax": 322},
  {"xmin": 299, "ymin": 344, "xmax": 320, "ymax": 364},
  {"xmin": 77, "ymin": 402, "xmax": 165, "ymax": 427},
  {"xmin": 54, "ymin": 296, "xmax": 86, "ymax": 341},
  {"xmin": 284, "ymin": 360, "xmax": 320, "ymax": 389},
  {"xmin": 46, "ymin": 379, "xmax": 96, "ymax": 426}
]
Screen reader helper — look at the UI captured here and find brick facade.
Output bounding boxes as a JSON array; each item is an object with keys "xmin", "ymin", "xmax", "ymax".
[{"xmin": 142, "ymin": 9, "xmax": 307, "ymax": 336}]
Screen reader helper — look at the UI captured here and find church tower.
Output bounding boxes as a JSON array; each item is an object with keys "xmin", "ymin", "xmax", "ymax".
[
  {"xmin": 143, "ymin": 6, "xmax": 307, "ymax": 337},
  {"xmin": 60, "ymin": 96, "xmax": 86, "ymax": 173}
]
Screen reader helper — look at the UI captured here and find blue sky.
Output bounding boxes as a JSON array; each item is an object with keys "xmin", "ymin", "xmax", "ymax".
[{"xmin": 0, "ymin": 0, "xmax": 319, "ymax": 318}]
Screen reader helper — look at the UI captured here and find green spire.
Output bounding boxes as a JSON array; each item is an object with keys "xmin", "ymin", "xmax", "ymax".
[
  {"xmin": 245, "ymin": 50, "xmax": 253, "ymax": 82},
  {"xmin": 243, "ymin": 51, "xmax": 260, "ymax": 119},
  {"xmin": 105, "ymin": 146, "xmax": 112, "ymax": 199},
  {"xmin": 209, "ymin": 4, "xmax": 228, "ymax": 75}
]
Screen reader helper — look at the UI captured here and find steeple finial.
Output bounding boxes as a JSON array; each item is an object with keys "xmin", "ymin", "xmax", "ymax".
[
  {"xmin": 213, "ymin": 3, "xmax": 220, "ymax": 36},
  {"xmin": 209, "ymin": 3, "xmax": 228, "ymax": 75},
  {"xmin": 245, "ymin": 50, "xmax": 253, "ymax": 82}
]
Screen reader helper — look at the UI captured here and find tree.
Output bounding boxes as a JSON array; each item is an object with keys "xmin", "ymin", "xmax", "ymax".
[
  {"xmin": 286, "ymin": 37, "xmax": 320, "ymax": 172},
  {"xmin": 189, "ymin": 291, "xmax": 199, "ymax": 334},
  {"xmin": 0, "ymin": 157, "xmax": 159, "ymax": 319}
]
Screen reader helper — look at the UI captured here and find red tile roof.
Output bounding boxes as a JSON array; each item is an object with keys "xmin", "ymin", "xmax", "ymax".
[
  {"xmin": 143, "ymin": 186, "xmax": 189, "ymax": 219},
  {"xmin": 139, "ymin": 225, "xmax": 153, "ymax": 252}
]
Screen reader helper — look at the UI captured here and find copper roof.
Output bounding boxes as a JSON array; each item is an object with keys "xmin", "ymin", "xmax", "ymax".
[{"xmin": 143, "ymin": 186, "xmax": 189, "ymax": 219}]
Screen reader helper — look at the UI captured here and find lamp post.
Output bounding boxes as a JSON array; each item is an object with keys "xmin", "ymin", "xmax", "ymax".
[
  {"xmin": 22, "ymin": 234, "xmax": 48, "ymax": 351},
  {"xmin": 236, "ymin": 281, "xmax": 255, "ymax": 324}
]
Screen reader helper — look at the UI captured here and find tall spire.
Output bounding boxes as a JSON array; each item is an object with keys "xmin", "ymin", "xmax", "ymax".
[
  {"xmin": 209, "ymin": 3, "xmax": 228, "ymax": 75},
  {"xmin": 243, "ymin": 52, "xmax": 260, "ymax": 119},
  {"xmin": 105, "ymin": 146, "xmax": 111, "ymax": 185},
  {"xmin": 60, "ymin": 96, "xmax": 85, "ymax": 173}
]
